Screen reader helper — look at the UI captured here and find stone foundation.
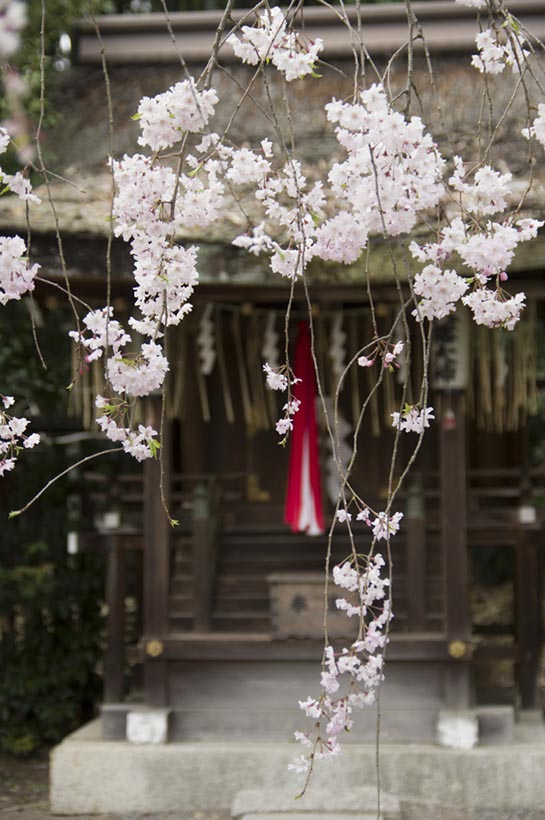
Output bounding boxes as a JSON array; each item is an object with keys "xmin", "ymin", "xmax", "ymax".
[{"xmin": 50, "ymin": 717, "xmax": 545, "ymax": 816}]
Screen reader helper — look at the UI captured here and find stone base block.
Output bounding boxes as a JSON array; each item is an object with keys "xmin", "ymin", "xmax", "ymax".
[
  {"xmin": 437, "ymin": 710, "xmax": 478, "ymax": 749},
  {"xmin": 100, "ymin": 703, "xmax": 128, "ymax": 740},
  {"xmin": 126, "ymin": 707, "xmax": 170, "ymax": 744},
  {"xmin": 477, "ymin": 705, "xmax": 515, "ymax": 745}
]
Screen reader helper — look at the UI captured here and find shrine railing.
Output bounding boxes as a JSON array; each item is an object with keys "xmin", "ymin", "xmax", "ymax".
[{"xmin": 79, "ymin": 465, "xmax": 544, "ymax": 708}]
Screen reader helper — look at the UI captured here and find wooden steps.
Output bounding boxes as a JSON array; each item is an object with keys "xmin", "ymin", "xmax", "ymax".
[{"xmin": 168, "ymin": 520, "xmax": 445, "ymax": 634}]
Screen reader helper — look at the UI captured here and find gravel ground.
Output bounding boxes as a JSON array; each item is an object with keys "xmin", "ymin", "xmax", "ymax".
[{"xmin": 0, "ymin": 751, "xmax": 50, "ymax": 817}]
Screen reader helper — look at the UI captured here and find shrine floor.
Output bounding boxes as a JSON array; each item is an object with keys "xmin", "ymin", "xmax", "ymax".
[{"xmin": 48, "ymin": 716, "xmax": 545, "ymax": 818}]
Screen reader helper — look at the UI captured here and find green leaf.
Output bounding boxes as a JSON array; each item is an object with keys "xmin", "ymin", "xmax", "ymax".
[
  {"xmin": 509, "ymin": 15, "xmax": 521, "ymax": 33},
  {"xmin": 148, "ymin": 439, "xmax": 161, "ymax": 458}
]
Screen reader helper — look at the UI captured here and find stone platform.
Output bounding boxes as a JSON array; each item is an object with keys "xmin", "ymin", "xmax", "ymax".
[
  {"xmin": 232, "ymin": 787, "xmax": 401, "ymax": 819},
  {"xmin": 50, "ymin": 717, "xmax": 545, "ymax": 817}
]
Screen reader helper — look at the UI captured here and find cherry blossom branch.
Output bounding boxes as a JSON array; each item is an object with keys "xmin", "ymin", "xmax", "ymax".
[{"xmin": 8, "ymin": 447, "xmax": 123, "ymax": 518}]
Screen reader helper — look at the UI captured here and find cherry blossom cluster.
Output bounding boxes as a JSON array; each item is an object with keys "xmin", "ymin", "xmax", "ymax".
[
  {"xmin": 357, "ymin": 340, "xmax": 404, "ymax": 370},
  {"xmin": 522, "ymin": 104, "xmax": 545, "ymax": 149},
  {"xmin": 234, "ymin": 156, "xmax": 324, "ymax": 280},
  {"xmin": 136, "ymin": 79, "xmax": 218, "ymax": 152},
  {"xmin": 0, "ymin": 235, "xmax": 39, "ymax": 305},
  {"xmin": 72, "ymin": 78, "xmax": 224, "ymax": 458},
  {"xmin": 0, "ymin": 128, "xmax": 40, "ymax": 306},
  {"xmin": 110, "ymin": 79, "xmax": 223, "ymax": 339},
  {"xmin": 449, "ymin": 157, "xmax": 511, "ymax": 217},
  {"xmin": 1, "ymin": 171, "xmax": 40, "ymax": 204},
  {"xmin": 0, "ymin": 395, "xmax": 40, "ymax": 477},
  {"xmin": 263, "ymin": 362, "xmax": 289, "ymax": 391},
  {"xmin": 107, "ymin": 341, "xmax": 169, "ymax": 398},
  {"xmin": 0, "ymin": 126, "xmax": 40, "ymax": 204},
  {"xmin": 68, "ymin": 307, "xmax": 131, "ymax": 363},
  {"xmin": 463, "ymin": 288, "xmax": 526, "ymax": 331},
  {"xmin": 449, "ymin": 218, "xmax": 541, "ymax": 279},
  {"xmin": 70, "ymin": 307, "xmax": 169, "ymax": 398},
  {"xmin": 391, "ymin": 404, "xmax": 435, "ymax": 433},
  {"xmin": 372, "ymin": 511, "xmax": 404, "ymax": 540},
  {"xmin": 110, "ymin": 154, "xmax": 203, "ymax": 336},
  {"xmin": 410, "ymin": 214, "xmax": 541, "ymax": 330},
  {"xmin": 232, "ymin": 83, "xmax": 444, "ymax": 283},
  {"xmin": 95, "ymin": 396, "xmax": 159, "ymax": 462},
  {"xmin": 263, "ymin": 363, "xmax": 301, "ymax": 439},
  {"xmin": 0, "ymin": 1, "xmax": 25, "ymax": 58},
  {"xmin": 227, "ymin": 6, "xmax": 324, "ymax": 82},
  {"xmin": 412, "ymin": 265, "xmax": 468, "ymax": 322},
  {"xmin": 408, "ymin": 153, "xmax": 542, "ymax": 330},
  {"xmin": 319, "ymin": 85, "xmax": 445, "ymax": 252},
  {"xmin": 471, "ymin": 29, "xmax": 528, "ymax": 75},
  {"xmin": 289, "ymin": 553, "xmax": 391, "ymax": 778},
  {"xmin": 70, "ymin": 309, "xmax": 167, "ymax": 461},
  {"xmin": 79, "ymin": 76, "xmax": 284, "ymax": 461},
  {"xmin": 335, "ymin": 504, "xmax": 404, "ymax": 541},
  {"xmin": 223, "ymin": 48, "xmax": 538, "ymax": 339}
]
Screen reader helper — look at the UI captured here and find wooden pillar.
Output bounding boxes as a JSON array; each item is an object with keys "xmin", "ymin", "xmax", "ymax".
[
  {"xmin": 440, "ymin": 392, "xmax": 472, "ymax": 708},
  {"xmin": 181, "ymin": 352, "xmax": 206, "ymax": 475},
  {"xmin": 104, "ymin": 534, "xmax": 126, "ymax": 703},
  {"xmin": 192, "ymin": 483, "xmax": 217, "ymax": 632},
  {"xmin": 406, "ymin": 476, "xmax": 427, "ymax": 633},
  {"xmin": 515, "ymin": 529, "xmax": 541, "ymax": 708},
  {"xmin": 143, "ymin": 398, "xmax": 171, "ymax": 707}
]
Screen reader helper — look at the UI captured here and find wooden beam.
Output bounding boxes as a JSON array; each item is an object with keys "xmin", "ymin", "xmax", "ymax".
[{"xmin": 145, "ymin": 633, "xmax": 455, "ymax": 662}]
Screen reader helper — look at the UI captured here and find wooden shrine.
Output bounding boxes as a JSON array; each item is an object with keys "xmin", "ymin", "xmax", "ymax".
[
  {"xmin": 1, "ymin": 1, "xmax": 544, "ymax": 745},
  {"xmin": 85, "ymin": 296, "xmax": 544, "ymax": 744}
]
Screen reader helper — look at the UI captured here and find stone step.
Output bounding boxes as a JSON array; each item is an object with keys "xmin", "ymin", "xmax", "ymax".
[
  {"xmin": 231, "ymin": 787, "xmax": 401, "ymax": 820},
  {"xmin": 238, "ymin": 814, "xmax": 380, "ymax": 820}
]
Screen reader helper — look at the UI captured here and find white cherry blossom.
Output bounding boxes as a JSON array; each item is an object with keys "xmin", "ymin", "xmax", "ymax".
[
  {"xmin": 391, "ymin": 406, "xmax": 435, "ymax": 433},
  {"xmin": 227, "ymin": 7, "xmax": 324, "ymax": 82},
  {"xmin": 107, "ymin": 341, "xmax": 169, "ymax": 398},
  {"xmin": 291, "ymin": 554, "xmax": 391, "ymax": 777},
  {"xmin": 0, "ymin": 398, "xmax": 40, "ymax": 477},
  {"xmin": 0, "ymin": 1, "xmax": 26, "ymax": 57},
  {"xmin": 0, "ymin": 236, "xmax": 39, "ymax": 305},
  {"xmin": 522, "ymin": 104, "xmax": 545, "ymax": 149},
  {"xmin": 137, "ymin": 79, "xmax": 218, "ymax": 151}
]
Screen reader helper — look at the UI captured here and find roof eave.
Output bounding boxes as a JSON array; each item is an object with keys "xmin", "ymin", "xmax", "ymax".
[{"xmin": 73, "ymin": 0, "xmax": 545, "ymax": 65}]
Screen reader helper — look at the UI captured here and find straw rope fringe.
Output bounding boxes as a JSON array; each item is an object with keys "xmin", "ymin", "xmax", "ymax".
[{"xmin": 69, "ymin": 303, "xmax": 539, "ymax": 434}]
